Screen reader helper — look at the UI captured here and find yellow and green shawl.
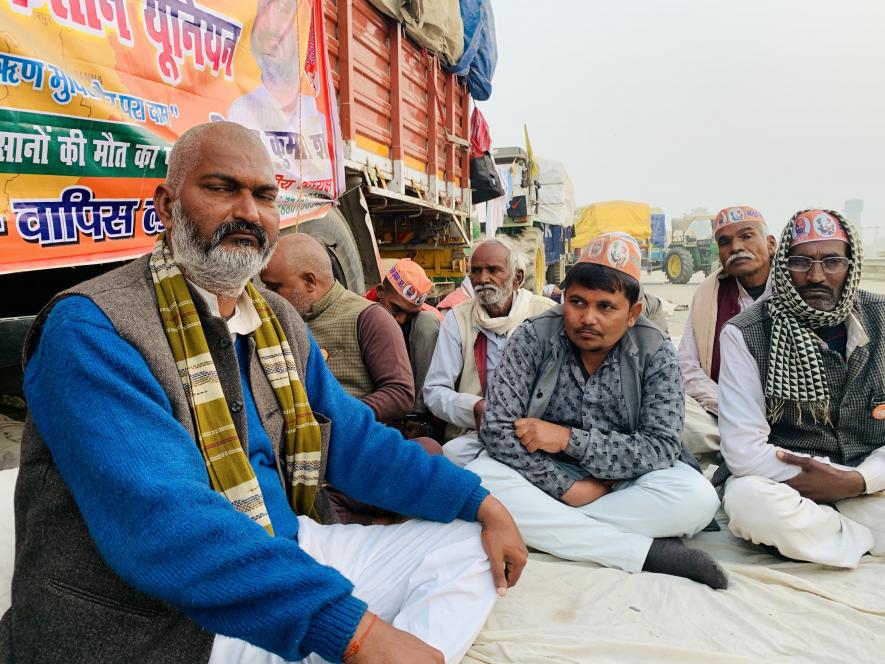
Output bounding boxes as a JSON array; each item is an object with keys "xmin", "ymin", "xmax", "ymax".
[{"xmin": 149, "ymin": 235, "xmax": 323, "ymax": 532}]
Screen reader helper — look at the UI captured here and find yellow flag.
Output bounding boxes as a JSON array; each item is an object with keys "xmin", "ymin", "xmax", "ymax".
[{"xmin": 524, "ymin": 124, "xmax": 538, "ymax": 178}]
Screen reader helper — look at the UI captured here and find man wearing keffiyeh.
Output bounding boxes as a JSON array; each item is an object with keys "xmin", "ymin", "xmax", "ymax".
[{"xmin": 717, "ymin": 209, "xmax": 885, "ymax": 568}]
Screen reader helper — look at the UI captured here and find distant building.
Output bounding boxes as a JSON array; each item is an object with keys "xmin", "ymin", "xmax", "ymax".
[{"xmin": 843, "ymin": 199, "xmax": 863, "ymax": 226}]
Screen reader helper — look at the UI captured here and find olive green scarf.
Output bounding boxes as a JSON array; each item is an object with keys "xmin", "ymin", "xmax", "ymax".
[{"xmin": 149, "ymin": 235, "xmax": 323, "ymax": 532}]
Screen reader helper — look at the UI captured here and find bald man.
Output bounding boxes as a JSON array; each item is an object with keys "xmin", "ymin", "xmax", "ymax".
[
  {"xmin": 262, "ymin": 234, "xmax": 443, "ymax": 525},
  {"xmin": 261, "ymin": 233, "xmax": 415, "ymax": 423},
  {"xmin": 4, "ymin": 121, "xmax": 526, "ymax": 663}
]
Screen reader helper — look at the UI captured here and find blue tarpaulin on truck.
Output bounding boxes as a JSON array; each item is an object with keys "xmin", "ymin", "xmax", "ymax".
[
  {"xmin": 651, "ymin": 213, "xmax": 667, "ymax": 247},
  {"xmin": 447, "ymin": 0, "xmax": 497, "ymax": 101}
]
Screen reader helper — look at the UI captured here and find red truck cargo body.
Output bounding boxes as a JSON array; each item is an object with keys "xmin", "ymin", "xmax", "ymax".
[{"xmin": 323, "ymin": 0, "xmax": 472, "ymax": 220}]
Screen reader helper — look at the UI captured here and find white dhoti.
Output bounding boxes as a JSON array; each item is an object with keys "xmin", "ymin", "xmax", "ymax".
[
  {"xmin": 682, "ymin": 395, "xmax": 721, "ymax": 458},
  {"xmin": 723, "ymin": 475, "xmax": 885, "ymax": 568},
  {"xmin": 209, "ymin": 517, "xmax": 496, "ymax": 664},
  {"xmin": 442, "ymin": 431, "xmax": 483, "ymax": 467},
  {"xmin": 466, "ymin": 452, "xmax": 720, "ymax": 573}
]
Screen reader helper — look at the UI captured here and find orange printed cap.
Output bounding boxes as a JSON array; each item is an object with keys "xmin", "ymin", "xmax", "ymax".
[
  {"xmin": 714, "ymin": 206, "xmax": 766, "ymax": 236},
  {"xmin": 577, "ymin": 232, "xmax": 642, "ymax": 281},
  {"xmin": 386, "ymin": 258, "xmax": 432, "ymax": 305},
  {"xmin": 789, "ymin": 210, "xmax": 848, "ymax": 247}
]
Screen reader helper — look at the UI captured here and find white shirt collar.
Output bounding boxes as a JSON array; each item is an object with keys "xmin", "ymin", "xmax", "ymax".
[{"xmin": 187, "ymin": 280, "xmax": 262, "ymax": 337}]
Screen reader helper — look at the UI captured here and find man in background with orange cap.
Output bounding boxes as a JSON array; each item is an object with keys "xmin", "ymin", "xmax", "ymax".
[
  {"xmin": 424, "ymin": 237, "xmax": 556, "ymax": 466},
  {"xmin": 719, "ymin": 210, "xmax": 885, "ymax": 567},
  {"xmin": 466, "ymin": 233, "xmax": 726, "ymax": 588},
  {"xmin": 678, "ymin": 205, "xmax": 776, "ymax": 460},
  {"xmin": 367, "ymin": 258, "xmax": 443, "ymax": 422}
]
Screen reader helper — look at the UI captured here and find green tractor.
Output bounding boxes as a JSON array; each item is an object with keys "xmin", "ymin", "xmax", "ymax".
[{"xmin": 663, "ymin": 214, "xmax": 721, "ymax": 284}]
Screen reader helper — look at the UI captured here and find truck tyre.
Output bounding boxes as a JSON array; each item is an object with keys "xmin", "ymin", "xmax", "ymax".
[
  {"xmin": 545, "ymin": 261, "xmax": 566, "ymax": 286},
  {"xmin": 665, "ymin": 247, "xmax": 694, "ymax": 284},
  {"xmin": 296, "ymin": 208, "xmax": 366, "ymax": 294}
]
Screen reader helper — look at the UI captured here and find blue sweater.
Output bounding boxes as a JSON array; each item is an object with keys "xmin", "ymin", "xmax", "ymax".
[{"xmin": 24, "ymin": 295, "xmax": 488, "ymax": 662}]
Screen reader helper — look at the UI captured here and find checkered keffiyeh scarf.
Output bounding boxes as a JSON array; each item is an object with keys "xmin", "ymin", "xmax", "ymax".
[
  {"xmin": 765, "ymin": 210, "xmax": 862, "ymax": 424},
  {"xmin": 149, "ymin": 235, "xmax": 323, "ymax": 532}
]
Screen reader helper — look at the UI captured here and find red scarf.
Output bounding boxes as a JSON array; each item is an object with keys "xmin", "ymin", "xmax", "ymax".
[{"xmin": 711, "ymin": 275, "xmax": 741, "ymax": 383}]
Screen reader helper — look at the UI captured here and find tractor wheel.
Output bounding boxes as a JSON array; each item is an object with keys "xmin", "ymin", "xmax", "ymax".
[
  {"xmin": 665, "ymin": 247, "xmax": 694, "ymax": 284},
  {"xmin": 296, "ymin": 209, "xmax": 366, "ymax": 294}
]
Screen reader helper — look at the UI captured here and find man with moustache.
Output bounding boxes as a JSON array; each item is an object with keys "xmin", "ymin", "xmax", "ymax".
[
  {"xmin": 0, "ymin": 122, "xmax": 528, "ymax": 664},
  {"xmin": 678, "ymin": 206, "xmax": 776, "ymax": 458},
  {"xmin": 719, "ymin": 210, "xmax": 885, "ymax": 568},
  {"xmin": 423, "ymin": 237, "xmax": 555, "ymax": 466},
  {"xmin": 466, "ymin": 233, "xmax": 725, "ymax": 588}
]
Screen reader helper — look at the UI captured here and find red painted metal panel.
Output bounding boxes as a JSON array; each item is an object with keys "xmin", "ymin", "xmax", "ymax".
[
  {"xmin": 390, "ymin": 21, "xmax": 403, "ymax": 163},
  {"xmin": 326, "ymin": 0, "xmax": 471, "ymax": 182}
]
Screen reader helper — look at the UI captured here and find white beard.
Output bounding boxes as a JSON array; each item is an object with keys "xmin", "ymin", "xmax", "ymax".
[
  {"xmin": 167, "ymin": 201, "xmax": 277, "ymax": 299},
  {"xmin": 475, "ymin": 282, "xmax": 514, "ymax": 307}
]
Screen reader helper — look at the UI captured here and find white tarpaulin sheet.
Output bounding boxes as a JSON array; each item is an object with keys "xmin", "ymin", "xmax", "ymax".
[
  {"xmin": 535, "ymin": 158, "xmax": 575, "ymax": 228},
  {"xmin": 2, "ymin": 445, "xmax": 883, "ymax": 662},
  {"xmin": 464, "ymin": 510, "xmax": 885, "ymax": 663}
]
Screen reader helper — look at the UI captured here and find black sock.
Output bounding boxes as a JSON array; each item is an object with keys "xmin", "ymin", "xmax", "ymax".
[{"xmin": 642, "ymin": 537, "xmax": 728, "ymax": 590}]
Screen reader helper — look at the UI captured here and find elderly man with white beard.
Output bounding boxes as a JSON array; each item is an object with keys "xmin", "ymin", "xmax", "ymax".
[
  {"xmin": 424, "ymin": 237, "xmax": 556, "ymax": 466},
  {"xmin": 1, "ymin": 122, "xmax": 528, "ymax": 664}
]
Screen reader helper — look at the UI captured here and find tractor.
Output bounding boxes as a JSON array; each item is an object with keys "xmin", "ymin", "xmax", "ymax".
[{"xmin": 663, "ymin": 214, "xmax": 720, "ymax": 284}]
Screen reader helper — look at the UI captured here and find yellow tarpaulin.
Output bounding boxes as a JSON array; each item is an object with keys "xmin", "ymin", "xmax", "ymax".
[{"xmin": 573, "ymin": 201, "xmax": 652, "ymax": 250}]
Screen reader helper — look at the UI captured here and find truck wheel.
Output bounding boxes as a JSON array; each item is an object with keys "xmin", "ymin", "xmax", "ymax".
[
  {"xmin": 545, "ymin": 261, "xmax": 566, "ymax": 285},
  {"xmin": 665, "ymin": 247, "xmax": 694, "ymax": 284},
  {"xmin": 296, "ymin": 208, "xmax": 366, "ymax": 294}
]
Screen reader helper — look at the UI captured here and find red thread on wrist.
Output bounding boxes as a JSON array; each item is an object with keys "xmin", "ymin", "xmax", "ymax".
[{"xmin": 343, "ymin": 612, "xmax": 379, "ymax": 661}]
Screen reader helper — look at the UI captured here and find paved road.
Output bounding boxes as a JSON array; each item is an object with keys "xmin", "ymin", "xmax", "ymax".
[{"xmin": 642, "ymin": 271, "xmax": 885, "ymax": 336}]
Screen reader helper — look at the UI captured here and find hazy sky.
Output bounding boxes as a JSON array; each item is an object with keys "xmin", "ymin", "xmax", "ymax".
[{"xmin": 481, "ymin": 0, "xmax": 885, "ymax": 243}]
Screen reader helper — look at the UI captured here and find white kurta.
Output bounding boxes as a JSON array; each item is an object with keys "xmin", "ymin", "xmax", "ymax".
[
  {"xmin": 719, "ymin": 315, "xmax": 885, "ymax": 567},
  {"xmin": 424, "ymin": 311, "xmax": 511, "ymax": 466}
]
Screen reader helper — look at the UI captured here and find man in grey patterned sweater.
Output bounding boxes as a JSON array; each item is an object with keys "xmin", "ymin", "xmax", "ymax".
[{"xmin": 466, "ymin": 233, "xmax": 726, "ymax": 588}]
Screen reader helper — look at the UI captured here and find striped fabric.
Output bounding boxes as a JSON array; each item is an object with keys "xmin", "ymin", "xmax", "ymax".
[
  {"xmin": 149, "ymin": 236, "xmax": 323, "ymax": 532},
  {"xmin": 765, "ymin": 211, "xmax": 862, "ymax": 424}
]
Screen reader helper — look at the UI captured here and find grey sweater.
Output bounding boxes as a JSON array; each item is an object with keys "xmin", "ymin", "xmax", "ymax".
[{"xmin": 480, "ymin": 308, "xmax": 685, "ymax": 499}]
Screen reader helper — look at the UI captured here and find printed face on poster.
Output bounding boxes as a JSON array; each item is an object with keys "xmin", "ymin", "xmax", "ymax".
[{"xmin": 0, "ymin": 0, "xmax": 341, "ymax": 273}]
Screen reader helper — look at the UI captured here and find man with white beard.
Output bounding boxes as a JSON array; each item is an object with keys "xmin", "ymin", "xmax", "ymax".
[
  {"xmin": 424, "ymin": 237, "xmax": 555, "ymax": 466},
  {"xmin": 1, "ymin": 122, "xmax": 528, "ymax": 664}
]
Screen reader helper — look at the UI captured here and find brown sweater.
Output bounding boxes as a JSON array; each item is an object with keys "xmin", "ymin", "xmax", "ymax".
[{"xmin": 354, "ymin": 305, "xmax": 415, "ymax": 421}]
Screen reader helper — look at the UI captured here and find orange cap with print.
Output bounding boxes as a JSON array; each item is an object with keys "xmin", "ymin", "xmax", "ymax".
[
  {"xmin": 386, "ymin": 258, "xmax": 432, "ymax": 305},
  {"xmin": 577, "ymin": 232, "xmax": 642, "ymax": 281},
  {"xmin": 713, "ymin": 206, "xmax": 765, "ymax": 236},
  {"xmin": 789, "ymin": 210, "xmax": 848, "ymax": 247}
]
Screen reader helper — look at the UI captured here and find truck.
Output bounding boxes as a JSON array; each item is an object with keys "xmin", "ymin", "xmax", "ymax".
[
  {"xmin": 0, "ymin": 0, "xmax": 484, "ymax": 389},
  {"xmin": 488, "ymin": 146, "xmax": 575, "ymax": 293}
]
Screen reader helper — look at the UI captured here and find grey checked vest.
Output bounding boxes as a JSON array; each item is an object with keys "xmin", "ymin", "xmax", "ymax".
[{"xmin": 729, "ymin": 290, "xmax": 885, "ymax": 466}]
